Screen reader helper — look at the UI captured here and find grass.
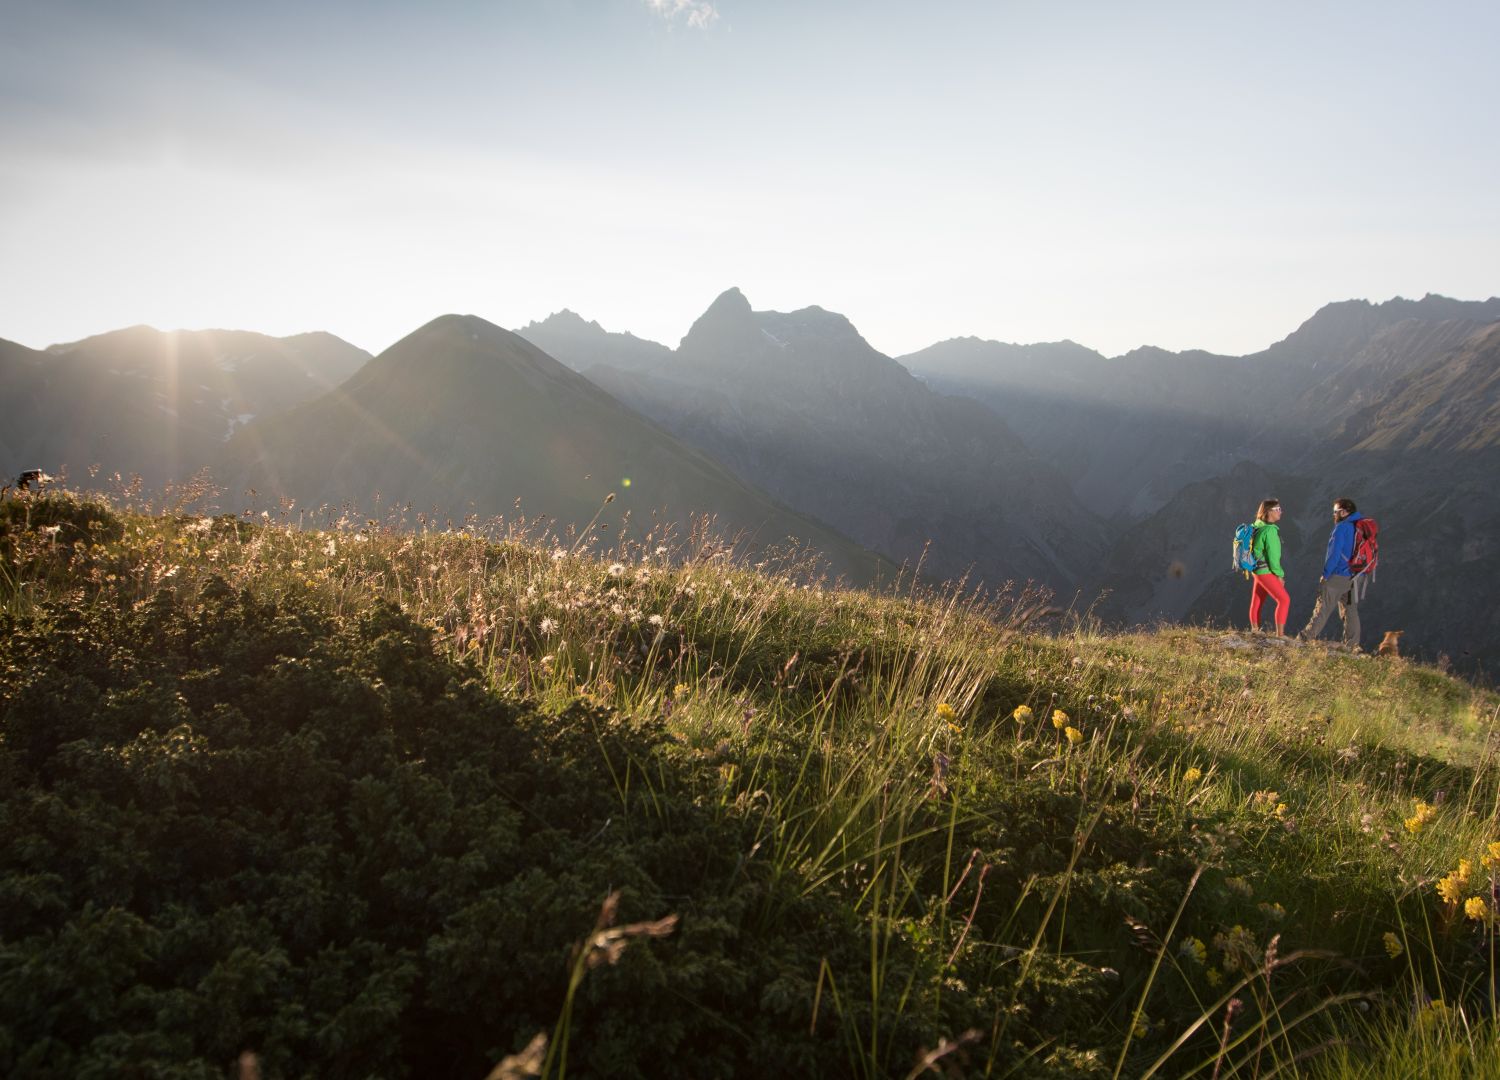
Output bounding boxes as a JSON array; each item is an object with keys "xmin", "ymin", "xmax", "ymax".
[{"xmin": 3, "ymin": 482, "xmax": 1500, "ymax": 1078}]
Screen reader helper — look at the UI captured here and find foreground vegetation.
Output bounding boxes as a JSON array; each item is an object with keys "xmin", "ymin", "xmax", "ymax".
[{"xmin": 2, "ymin": 486, "xmax": 1498, "ymax": 1079}]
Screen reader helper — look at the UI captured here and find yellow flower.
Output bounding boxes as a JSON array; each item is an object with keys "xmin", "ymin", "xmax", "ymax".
[
  {"xmin": 1179, "ymin": 937, "xmax": 1207, "ymax": 964},
  {"xmin": 1249, "ymin": 790, "xmax": 1280, "ymax": 814},
  {"xmin": 1183, "ymin": 767, "xmax": 1203, "ymax": 785},
  {"xmin": 1132, "ymin": 1015, "xmax": 1149, "ymax": 1039},
  {"xmin": 1205, "ymin": 967, "xmax": 1222, "ymax": 987},
  {"xmin": 947, "ymin": 722, "xmax": 963, "ymax": 736},
  {"xmin": 1466, "ymin": 897, "xmax": 1490, "ymax": 922},
  {"xmin": 1382, "ymin": 932, "xmax": 1403, "ymax": 959},
  {"xmin": 1052, "ymin": 709, "xmax": 1069, "ymax": 730},
  {"xmin": 1065, "ymin": 726, "xmax": 1084, "ymax": 746},
  {"xmin": 1404, "ymin": 800, "xmax": 1437, "ymax": 835},
  {"xmin": 1436, "ymin": 872, "xmax": 1466, "ymax": 905},
  {"xmin": 935, "ymin": 703, "xmax": 957, "ymax": 722},
  {"xmin": 1012, "ymin": 705, "xmax": 1033, "ymax": 723},
  {"xmin": 1213, "ymin": 925, "xmax": 1258, "ymax": 973},
  {"xmin": 673, "ymin": 683, "xmax": 691, "ymax": 698},
  {"xmin": 1483, "ymin": 842, "xmax": 1500, "ymax": 869}
]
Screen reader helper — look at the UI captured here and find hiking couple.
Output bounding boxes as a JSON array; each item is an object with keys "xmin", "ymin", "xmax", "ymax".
[{"xmin": 1243, "ymin": 497, "xmax": 1372, "ymax": 648}]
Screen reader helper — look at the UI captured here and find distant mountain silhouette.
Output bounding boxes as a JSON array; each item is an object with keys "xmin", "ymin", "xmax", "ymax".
[
  {"xmin": 547, "ymin": 288, "xmax": 1103, "ymax": 593},
  {"xmin": 519, "ymin": 310, "xmax": 672, "ymax": 375},
  {"xmin": 902, "ymin": 295, "xmax": 1500, "ymax": 667},
  {"xmin": 218, "ymin": 314, "xmax": 890, "ymax": 582},
  {"xmin": 0, "ymin": 326, "xmax": 369, "ymax": 487}
]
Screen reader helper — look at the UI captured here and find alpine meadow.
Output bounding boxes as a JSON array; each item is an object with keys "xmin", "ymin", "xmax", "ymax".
[{"xmin": 3, "ymin": 2, "xmax": 1500, "ymax": 1078}]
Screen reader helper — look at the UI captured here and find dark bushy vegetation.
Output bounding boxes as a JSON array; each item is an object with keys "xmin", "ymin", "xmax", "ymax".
[{"xmin": 0, "ymin": 583, "xmax": 899, "ymax": 1077}]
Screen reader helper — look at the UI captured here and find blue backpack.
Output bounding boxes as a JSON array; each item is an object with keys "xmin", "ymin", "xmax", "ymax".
[{"xmin": 1232, "ymin": 523, "xmax": 1258, "ymax": 577}]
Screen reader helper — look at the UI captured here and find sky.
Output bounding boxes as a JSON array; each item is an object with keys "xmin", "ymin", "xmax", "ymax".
[{"xmin": 2, "ymin": 0, "xmax": 1497, "ymax": 359}]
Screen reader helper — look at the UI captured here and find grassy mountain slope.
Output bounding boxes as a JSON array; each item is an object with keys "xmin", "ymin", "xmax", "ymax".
[
  {"xmin": 218, "ymin": 314, "xmax": 890, "ymax": 585},
  {"xmin": 0, "ymin": 326, "xmax": 370, "ymax": 487},
  {"xmin": 4, "ymin": 487, "xmax": 1499, "ymax": 1079}
]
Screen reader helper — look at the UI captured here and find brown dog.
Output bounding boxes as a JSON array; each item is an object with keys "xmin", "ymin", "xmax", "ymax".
[{"xmin": 1377, "ymin": 630, "xmax": 1405, "ymax": 657}]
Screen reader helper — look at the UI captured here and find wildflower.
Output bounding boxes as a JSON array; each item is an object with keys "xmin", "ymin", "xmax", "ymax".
[
  {"xmin": 323, "ymin": 538, "xmax": 337, "ymax": 557},
  {"xmin": 1484, "ymin": 842, "xmax": 1500, "ymax": 869},
  {"xmin": 608, "ymin": 563, "xmax": 625, "ymax": 578},
  {"xmin": 1012, "ymin": 705, "xmax": 1033, "ymax": 723},
  {"xmin": 1052, "ymin": 709, "xmax": 1069, "ymax": 730},
  {"xmin": 1382, "ymin": 932, "xmax": 1403, "ymax": 958},
  {"xmin": 1404, "ymin": 800, "xmax": 1436, "ymax": 835},
  {"xmin": 1258, "ymin": 902, "xmax": 1286, "ymax": 921},
  {"xmin": 1465, "ymin": 897, "xmax": 1490, "ymax": 922},
  {"xmin": 1249, "ymin": 790, "xmax": 1280, "ymax": 814},
  {"xmin": 647, "ymin": 614, "xmax": 664, "ymax": 627},
  {"xmin": 1132, "ymin": 1015, "xmax": 1149, "ymax": 1039},
  {"xmin": 1436, "ymin": 871, "xmax": 1467, "ymax": 905},
  {"xmin": 1421, "ymin": 999, "xmax": 1451, "ymax": 1026},
  {"xmin": 551, "ymin": 548, "xmax": 567, "ymax": 561},
  {"xmin": 1213, "ymin": 925, "xmax": 1259, "ymax": 973},
  {"xmin": 1205, "ymin": 967, "xmax": 1223, "ymax": 987},
  {"xmin": 935, "ymin": 703, "xmax": 957, "ymax": 723},
  {"xmin": 1226, "ymin": 877, "xmax": 1253, "ymax": 897},
  {"xmin": 1065, "ymin": 726, "xmax": 1084, "ymax": 746},
  {"xmin": 1183, "ymin": 767, "xmax": 1202, "ymax": 785},
  {"xmin": 539, "ymin": 617, "xmax": 558, "ymax": 635},
  {"xmin": 1180, "ymin": 937, "xmax": 1207, "ymax": 964}
]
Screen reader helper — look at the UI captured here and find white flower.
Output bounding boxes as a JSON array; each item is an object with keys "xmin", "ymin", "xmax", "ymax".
[
  {"xmin": 654, "ymin": 546, "xmax": 668, "ymax": 557},
  {"xmin": 324, "ymin": 538, "xmax": 337, "ymax": 557},
  {"xmin": 40, "ymin": 524, "xmax": 62, "ymax": 538},
  {"xmin": 608, "ymin": 563, "xmax": 626, "ymax": 578},
  {"xmin": 187, "ymin": 517, "xmax": 214, "ymax": 535},
  {"xmin": 539, "ymin": 617, "xmax": 558, "ymax": 635},
  {"xmin": 551, "ymin": 548, "xmax": 567, "ymax": 561},
  {"xmin": 648, "ymin": 614, "xmax": 664, "ymax": 627}
]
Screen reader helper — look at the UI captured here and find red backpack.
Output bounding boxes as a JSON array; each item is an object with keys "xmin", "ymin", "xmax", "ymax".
[{"xmin": 1348, "ymin": 517, "xmax": 1379, "ymax": 579}]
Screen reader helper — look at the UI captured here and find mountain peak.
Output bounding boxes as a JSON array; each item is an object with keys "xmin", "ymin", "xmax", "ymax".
[
  {"xmin": 679, "ymin": 287, "xmax": 758, "ymax": 351},
  {"xmin": 528, "ymin": 309, "xmax": 600, "ymax": 332},
  {"xmin": 704, "ymin": 286, "xmax": 752, "ymax": 318}
]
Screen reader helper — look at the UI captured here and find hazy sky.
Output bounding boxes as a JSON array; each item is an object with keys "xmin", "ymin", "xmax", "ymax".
[{"xmin": 3, "ymin": 0, "xmax": 1496, "ymax": 359}]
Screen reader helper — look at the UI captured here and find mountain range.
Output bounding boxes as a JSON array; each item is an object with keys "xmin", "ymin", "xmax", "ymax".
[
  {"xmin": 215, "ymin": 314, "xmax": 890, "ymax": 582},
  {"xmin": 6, "ymin": 291, "xmax": 1499, "ymax": 668},
  {"xmin": 0, "ymin": 326, "xmax": 369, "ymax": 489}
]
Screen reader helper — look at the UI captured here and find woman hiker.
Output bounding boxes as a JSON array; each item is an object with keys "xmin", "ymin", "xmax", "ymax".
[{"xmin": 1248, "ymin": 498, "xmax": 1290, "ymax": 636}]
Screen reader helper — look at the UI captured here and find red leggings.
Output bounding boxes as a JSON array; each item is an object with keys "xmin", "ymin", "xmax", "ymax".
[{"xmin": 1249, "ymin": 573, "xmax": 1290, "ymax": 633}]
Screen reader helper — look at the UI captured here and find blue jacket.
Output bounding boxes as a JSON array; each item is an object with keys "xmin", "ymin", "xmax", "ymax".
[{"xmin": 1323, "ymin": 512, "xmax": 1363, "ymax": 577}]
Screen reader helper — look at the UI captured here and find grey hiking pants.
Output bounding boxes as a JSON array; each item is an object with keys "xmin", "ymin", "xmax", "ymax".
[{"xmin": 1301, "ymin": 574, "xmax": 1361, "ymax": 647}]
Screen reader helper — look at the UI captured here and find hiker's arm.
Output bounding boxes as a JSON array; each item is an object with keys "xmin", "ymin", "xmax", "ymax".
[{"xmin": 1266, "ymin": 528, "xmax": 1284, "ymax": 578}]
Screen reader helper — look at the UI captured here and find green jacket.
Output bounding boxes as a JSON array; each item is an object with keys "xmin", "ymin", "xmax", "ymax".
[{"xmin": 1252, "ymin": 522, "xmax": 1284, "ymax": 578}]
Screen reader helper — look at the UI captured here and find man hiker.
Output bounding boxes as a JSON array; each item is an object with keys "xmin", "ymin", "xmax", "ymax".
[{"xmin": 1299, "ymin": 497, "xmax": 1365, "ymax": 649}]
